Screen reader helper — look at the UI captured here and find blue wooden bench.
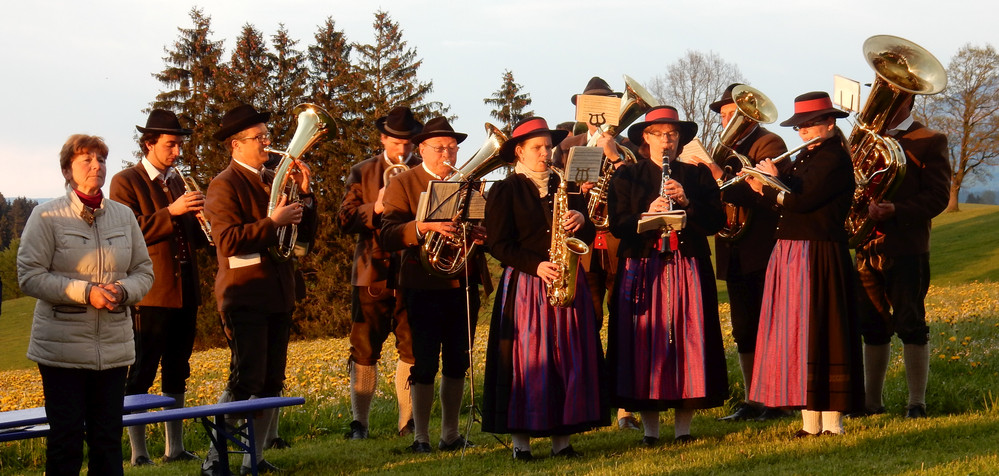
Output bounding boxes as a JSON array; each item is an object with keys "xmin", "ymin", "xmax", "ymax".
[
  {"xmin": 0, "ymin": 394, "xmax": 175, "ymax": 442},
  {"xmin": 121, "ymin": 396, "xmax": 305, "ymax": 476}
]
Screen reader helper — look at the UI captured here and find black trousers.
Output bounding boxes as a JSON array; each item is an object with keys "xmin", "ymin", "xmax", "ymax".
[
  {"xmin": 38, "ymin": 364, "xmax": 128, "ymax": 476},
  {"xmin": 221, "ymin": 310, "xmax": 291, "ymax": 400},
  {"xmin": 348, "ymin": 285, "xmax": 414, "ymax": 365},
  {"xmin": 404, "ymin": 287, "xmax": 480, "ymax": 384},
  {"xmin": 727, "ymin": 267, "xmax": 767, "ymax": 354},
  {"xmin": 125, "ymin": 304, "xmax": 197, "ymax": 395},
  {"xmin": 856, "ymin": 250, "xmax": 931, "ymax": 345}
]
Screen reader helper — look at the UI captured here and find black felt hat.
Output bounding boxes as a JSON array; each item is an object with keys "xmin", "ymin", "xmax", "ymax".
[
  {"xmin": 498, "ymin": 117, "xmax": 569, "ymax": 163},
  {"xmin": 411, "ymin": 117, "xmax": 467, "ymax": 145},
  {"xmin": 214, "ymin": 104, "xmax": 271, "ymax": 141},
  {"xmin": 571, "ymin": 76, "xmax": 622, "ymax": 105},
  {"xmin": 136, "ymin": 109, "xmax": 192, "ymax": 136},
  {"xmin": 375, "ymin": 106, "xmax": 423, "ymax": 140},
  {"xmin": 709, "ymin": 83, "xmax": 741, "ymax": 113},
  {"xmin": 626, "ymin": 106, "xmax": 698, "ymax": 148},
  {"xmin": 779, "ymin": 91, "xmax": 849, "ymax": 127}
]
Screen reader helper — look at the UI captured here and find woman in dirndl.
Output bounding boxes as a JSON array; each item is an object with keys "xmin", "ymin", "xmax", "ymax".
[
  {"xmin": 745, "ymin": 91, "xmax": 864, "ymax": 437},
  {"xmin": 606, "ymin": 105, "xmax": 728, "ymax": 445},
  {"xmin": 482, "ymin": 117, "xmax": 607, "ymax": 461}
]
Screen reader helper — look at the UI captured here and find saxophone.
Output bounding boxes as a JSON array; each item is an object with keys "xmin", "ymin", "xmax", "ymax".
[{"xmin": 547, "ymin": 165, "xmax": 591, "ymax": 308}]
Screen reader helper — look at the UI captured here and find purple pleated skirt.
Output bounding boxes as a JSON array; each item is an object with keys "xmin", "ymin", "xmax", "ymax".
[
  {"xmin": 749, "ymin": 240, "xmax": 810, "ymax": 407},
  {"xmin": 611, "ymin": 250, "xmax": 727, "ymax": 409},
  {"xmin": 497, "ymin": 267, "xmax": 605, "ymax": 433}
]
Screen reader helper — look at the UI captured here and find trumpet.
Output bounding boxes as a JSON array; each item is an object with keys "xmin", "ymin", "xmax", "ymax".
[
  {"xmin": 179, "ymin": 172, "xmax": 214, "ymax": 246},
  {"xmin": 717, "ymin": 137, "xmax": 821, "ymax": 192},
  {"xmin": 383, "ymin": 154, "xmax": 409, "ymax": 186}
]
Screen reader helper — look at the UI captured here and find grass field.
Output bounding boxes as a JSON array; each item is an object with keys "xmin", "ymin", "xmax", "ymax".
[{"xmin": 1, "ymin": 205, "xmax": 998, "ymax": 474}]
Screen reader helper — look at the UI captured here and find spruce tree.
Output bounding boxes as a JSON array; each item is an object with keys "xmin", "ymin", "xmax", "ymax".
[
  {"xmin": 267, "ymin": 25, "xmax": 310, "ymax": 146},
  {"xmin": 229, "ymin": 23, "xmax": 272, "ymax": 110},
  {"xmin": 483, "ymin": 69, "xmax": 534, "ymax": 136}
]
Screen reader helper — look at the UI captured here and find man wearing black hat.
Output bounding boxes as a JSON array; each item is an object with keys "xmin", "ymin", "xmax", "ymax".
[
  {"xmin": 380, "ymin": 117, "xmax": 487, "ymax": 453},
  {"xmin": 553, "ymin": 76, "xmax": 638, "ymax": 430},
  {"xmin": 337, "ymin": 106, "xmax": 422, "ymax": 440},
  {"xmin": 699, "ymin": 84, "xmax": 790, "ymax": 422},
  {"xmin": 201, "ymin": 104, "xmax": 317, "ymax": 475},
  {"xmin": 110, "ymin": 109, "xmax": 208, "ymax": 466}
]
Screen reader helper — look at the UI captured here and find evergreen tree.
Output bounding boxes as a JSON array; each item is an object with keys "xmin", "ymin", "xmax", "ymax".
[
  {"xmin": 229, "ymin": 23, "xmax": 273, "ymax": 110},
  {"xmin": 354, "ymin": 10, "xmax": 448, "ymax": 149},
  {"xmin": 151, "ymin": 7, "xmax": 232, "ymax": 183},
  {"xmin": 267, "ymin": 25, "xmax": 310, "ymax": 146},
  {"xmin": 483, "ymin": 69, "xmax": 534, "ymax": 136}
]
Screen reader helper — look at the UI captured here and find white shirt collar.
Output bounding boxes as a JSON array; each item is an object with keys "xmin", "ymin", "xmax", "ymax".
[
  {"xmin": 233, "ymin": 158, "xmax": 263, "ymax": 176},
  {"xmin": 141, "ymin": 157, "xmax": 173, "ymax": 182},
  {"xmin": 421, "ymin": 162, "xmax": 444, "ymax": 180},
  {"xmin": 888, "ymin": 115, "xmax": 915, "ymax": 136}
]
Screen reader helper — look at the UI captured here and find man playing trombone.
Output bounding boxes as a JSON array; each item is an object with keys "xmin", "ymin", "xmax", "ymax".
[{"xmin": 110, "ymin": 109, "xmax": 209, "ymax": 466}]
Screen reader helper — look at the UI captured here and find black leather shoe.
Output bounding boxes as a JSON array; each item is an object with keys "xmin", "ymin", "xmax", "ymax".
[
  {"xmin": 906, "ymin": 404, "xmax": 927, "ymax": 419},
  {"xmin": 718, "ymin": 404, "xmax": 762, "ymax": 422},
  {"xmin": 240, "ymin": 459, "xmax": 281, "ymax": 474},
  {"xmin": 163, "ymin": 450, "xmax": 198, "ymax": 463},
  {"xmin": 674, "ymin": 434, "xmax": 695, "ymax": 444},
  {"xmin": 439, "ymin": 435, "xmax": 475, "ymax": 451},
  {"xmin": 641, "ymin": 436, "xmax": 660, "ymax": 447},
  {"xmin": 408, "ymin": 441, "xmax": 432, "ymax": 453},
  {"xmin": 132, "ymin": 455, "xmax": 154, "ymax": 467},
  {"xmin": 265, "ymin": 437, "xmax": 291, "ymax": 450},
  {"xmin": 755, "ymin": 407, "xmax": 793, "ymax": 421},
  {"xmin": 513, "ymin": 448, "xmax": 533, "ymax": 461},
  {"xmin": 398, "ymin": 419, "xmax": 415, "ymax": 437},
  {"xmin": 201, "ymin": 460, "xmax": 229, "ymax": 476},
  {"xmin": 551, "ymin": 445, "xmax": 582, "ymax": 458},
  {"xmin": 793, "ymin": 429, "xmax": 817, "ymax": 439},
  {"xmin": 345, "ymin": 420, "xmax": 368, "ymax": 439}
]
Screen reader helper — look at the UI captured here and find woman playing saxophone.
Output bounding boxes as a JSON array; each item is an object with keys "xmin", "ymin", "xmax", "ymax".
[{"xmin": 482, "ymin": 117, "xmax": 606, "ymax": 460}]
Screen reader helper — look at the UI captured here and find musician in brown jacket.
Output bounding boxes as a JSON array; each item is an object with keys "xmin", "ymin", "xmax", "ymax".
[
  {"xmin": 337, "ymin": 106, "xmax": 422, "ymax": 439},
  {"xmin": 201, "ymin": 104, "xmax": 317, "ymax": 475},
  {"xmin": 855, "ymin": 97, "xmax": 951, "ymax": 419},
  {"xmin": 695, "ymin": 84, "xmax": 791, "ymax": 422},
  {"xmin": 380, "ymin": 117, "xmax": 486, "ymax": 453},
  {"xmin": 109, "ymin": 109, "xmax": 208, "ymax": 465}
]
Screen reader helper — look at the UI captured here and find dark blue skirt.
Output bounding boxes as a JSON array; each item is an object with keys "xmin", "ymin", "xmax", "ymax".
[
  {"xmin": 608, "ymin": 250, "xmax": 728, "ymax": 411},
  {"xmin": 481, "ymin": 267, "xmax": 608, "ymax": 436}
]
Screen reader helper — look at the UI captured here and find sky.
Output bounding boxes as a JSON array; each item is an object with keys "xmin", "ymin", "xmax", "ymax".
[{"xmin": 2, "ymin": 0, "xmax": 997, "ymax": 199}]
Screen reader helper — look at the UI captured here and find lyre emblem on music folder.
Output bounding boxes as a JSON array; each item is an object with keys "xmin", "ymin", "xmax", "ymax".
[{"xmin": 588, "ymin": 112, "xmax": 607, "ymax": 127}]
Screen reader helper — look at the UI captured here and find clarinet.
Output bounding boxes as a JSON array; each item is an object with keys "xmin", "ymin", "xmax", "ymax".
[{"xmin": 657, "ymin": 148, "xmax": 674, "ymax": 254}]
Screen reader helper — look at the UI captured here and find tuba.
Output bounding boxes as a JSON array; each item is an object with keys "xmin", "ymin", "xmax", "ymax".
[
  {"xmin": 265, "ymin": 103, "xmax": 337, "ymax": 261},
  {"xmin": 712, "ymin": 85, "xmax": 779, "ymax": 242},
  {"xmin": 587, "ymin": 74, "xmax": 659, "ymax": 229},
  {"xmin": 547, "ymin": 164, "xmax": 590, "ymax": 307},
  {"xmin": 419, "ymin": 123, "xmax": 508, "ymax": 278},
  {"xmin": 845, "ymin": 35, "xmax": 947, "ymax": 247}
]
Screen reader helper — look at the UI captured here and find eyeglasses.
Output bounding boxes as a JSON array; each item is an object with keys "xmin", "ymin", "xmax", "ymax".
[
  {"xmin": 793, "ymin": 119, "xmax": 826, "ymax": 131},
  {"xmin": 644, "ymin": 130, "xmax": 680, "ymax": 140},
  {"xmin": 423, "ymin": 144, "xmax": 459, "ymax": 155},
  {"xmin": 237, "ymin": 133, "xmax": 271, "ymax": 143}
]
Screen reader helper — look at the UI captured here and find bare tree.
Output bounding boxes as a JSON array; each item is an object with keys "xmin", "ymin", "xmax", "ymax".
[
  {"xmin": 919, "ymin": 43, "xmax": 999, "ymax": 212},
  {"xmin": 647, "ymin": 50, "xmax": 744, "ymax": 151}
]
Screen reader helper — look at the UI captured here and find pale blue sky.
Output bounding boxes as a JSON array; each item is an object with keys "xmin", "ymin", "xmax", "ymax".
[{"xmin": 2, "ymin": 0, "xmax": 995, "ymax": 198}]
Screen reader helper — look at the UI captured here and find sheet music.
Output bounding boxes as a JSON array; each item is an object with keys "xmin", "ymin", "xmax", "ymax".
[
  {"xmin": 637, "ymin": 210, "xmax": 687, "ymax": 233},
  {"xmin": 418, "ymin": 181, "xmax": 486, "ymax": 222},
  {"xmin": 678, "ymin": 137, "xmax": 710, "ymax": 164},
  {"xmin": 564, "ymin": 146, "xmax": 604, "ymax": 183}
]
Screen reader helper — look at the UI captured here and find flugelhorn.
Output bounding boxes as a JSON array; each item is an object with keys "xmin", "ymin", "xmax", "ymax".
[
  {"xmin": 718, "ymin": 137, "xmax": 820, "ymax": 192},
  {"xmin": 179, "ymin": 171, "xmax": 214, "ymax": 246},
  {"xmin": 845, "ymin": 35, "xmax": 946, "ymax": 247},
  {"xmin": 587, "ymin": 74, "xmax": 659, "ymax": 229},
  {"xmin": 419, "ymin": 123, "xmax": 507, "ymax": 278},
  {"xmin": 383, "ymin": 155, "xmax": 409, "ymax": 186},
  {"xmin": 712, "ymin": 85, "xmax": 778, "ymax": 242},
  {"xmin": 265, "ymin": 103, "xmax": 337, "ymax": 261}
]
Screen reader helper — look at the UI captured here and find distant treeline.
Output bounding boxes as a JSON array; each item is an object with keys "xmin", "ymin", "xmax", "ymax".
[{"xmin": 0, "ymin": 194, "xmax": 39, "ymax": 301}]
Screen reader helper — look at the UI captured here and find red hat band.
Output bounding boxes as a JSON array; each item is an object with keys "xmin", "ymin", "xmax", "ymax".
[
  {"xmin": 511, "ymin": 117, "xmax": 551, "ymax": 139},
  {"xmin": 794, "ymin": 97, "xmax": 834, "ymax": 115},
  {"xmin": 645, "ymin": 107, "xmax": 680, "ymax": 122}
]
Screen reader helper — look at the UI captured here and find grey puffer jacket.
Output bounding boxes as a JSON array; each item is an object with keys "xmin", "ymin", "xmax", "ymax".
[{"xmin": 17, "ymin": 186, "xmax": 153, "ymax": 370}]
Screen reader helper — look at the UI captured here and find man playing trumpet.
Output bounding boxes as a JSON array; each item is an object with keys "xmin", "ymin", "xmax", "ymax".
[{"xmin": 110, "ymin": 109, "xmax": 209, "ymax": 466}]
